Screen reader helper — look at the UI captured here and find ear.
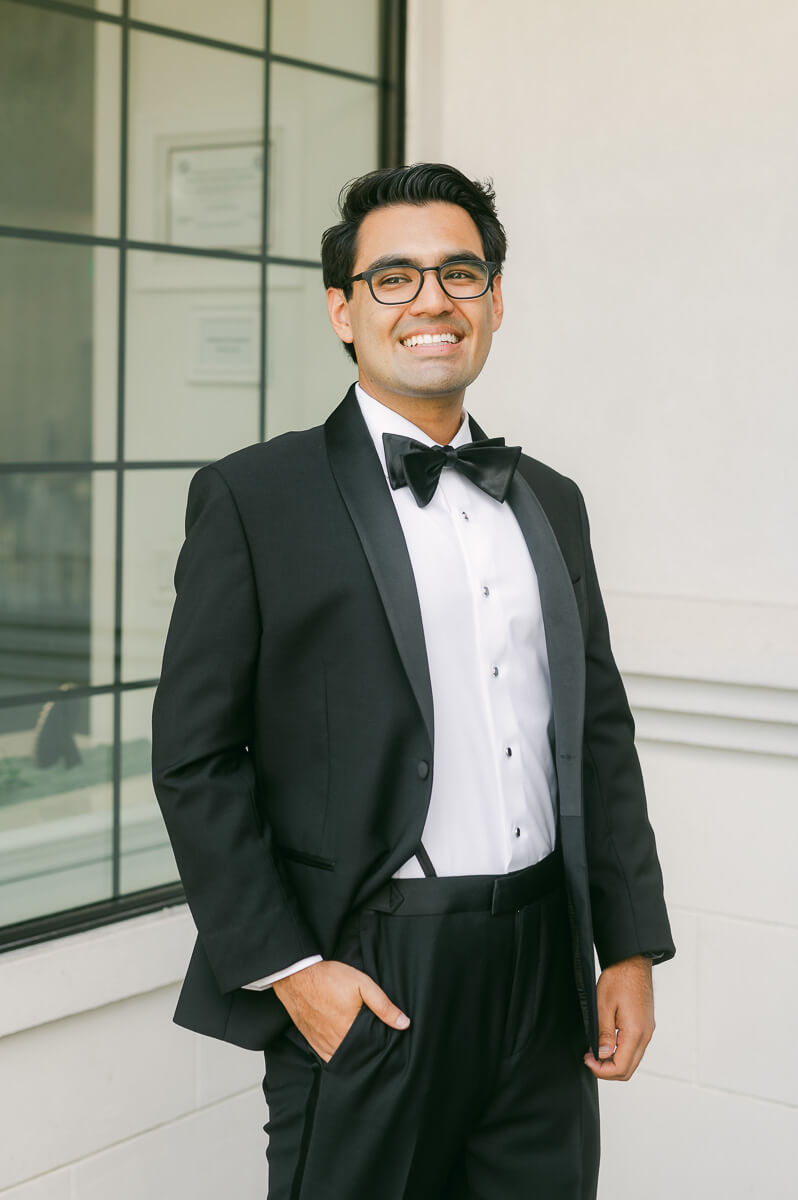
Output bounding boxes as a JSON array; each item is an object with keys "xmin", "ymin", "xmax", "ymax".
[
  {"xmin": 327, "ymin": 287, "xmax": 355, "ymax": 345},
  {"xmin": 491, "ymin": 274, "xmax": 504, "ymax": 332}
]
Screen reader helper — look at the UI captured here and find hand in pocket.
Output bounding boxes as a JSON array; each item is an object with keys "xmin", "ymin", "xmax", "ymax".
[{"xmin": 274, "ymin": 959, "xmax": 410, "ymax": 1063}]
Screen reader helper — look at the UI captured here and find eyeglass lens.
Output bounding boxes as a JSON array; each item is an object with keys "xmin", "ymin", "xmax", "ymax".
[{"xmin": 371, "ymin": 261, "xmax": 489, "ymax": 303}]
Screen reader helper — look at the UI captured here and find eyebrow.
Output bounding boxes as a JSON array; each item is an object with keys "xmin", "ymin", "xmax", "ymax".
[{"xmin": 362, "ymin": 250, "xmax": 485, "ymax": 273}]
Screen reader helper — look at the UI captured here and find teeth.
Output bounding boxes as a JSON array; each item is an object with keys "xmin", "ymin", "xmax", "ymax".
[{"xmin": 402, "ymin": 332, "xmax": 459, "ymax": 348}]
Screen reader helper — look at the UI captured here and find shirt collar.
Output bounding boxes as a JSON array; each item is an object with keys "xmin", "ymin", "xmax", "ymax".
[{"xmin": 355, "ymin": 383, "xmax": 473, "ymax": 479}]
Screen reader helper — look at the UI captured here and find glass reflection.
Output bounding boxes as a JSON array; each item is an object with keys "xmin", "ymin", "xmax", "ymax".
[
  {"xmin": 69, "ymin": 1, "xmax": 122, "ymax": 12},
  {"xmin": 122, "ymin": 469, "xmax": 196, "ymax": 682},
  {"xmin": 0, "ymin": 694, "xmax": 114, "ymax": 925},
  {"xmin": 0, "ymin": 4, "xmax": 120, "ymax": 237},
  {"xmin": 0, "ymin": 240, "xmax": 118, "ymax": 464},
  {"xmin": 132, "ymin": 0, "xmax": 264, "ymax": 50},
  {"xmin": 272, "ymin": 0, "xmax": 379, "ymax": 76},
  {"xmin": 120, "ymin": 687, "xmax": 178, "ymax": 893},
  {"xmin": 128, "ymin": 30, "xmax": 264, "ymax": 249},
  {"xmin": 266, "ymin": 266, "xmax": 356, "ymax": 438},
  {"xmin": 268, "ymin": 65, "xmax": 378, "ymax": 260},
  {"xmin": 1, "ymin": 474, "xmax": 89, "ymax": 701},
  {"xmin": 125, "ymin": 252, "xmax": 261, "ymax": 461},
  {"xmin": 0, "ymin": 472, "xmax": 116, "ymax": 703}
]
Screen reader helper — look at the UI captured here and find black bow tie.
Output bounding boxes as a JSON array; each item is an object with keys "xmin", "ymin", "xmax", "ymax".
[{"xmin": 383, "ymin": 432, "xmax": 522, "ymax": 508}]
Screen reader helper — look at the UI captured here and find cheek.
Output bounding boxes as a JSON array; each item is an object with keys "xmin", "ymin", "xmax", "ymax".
[
  {"xmin": 351, "ymin": 313, "xmax": 398, "ymax": 353},
  {"xmin": 473, "ymin": 315, "xmax": 495, "ymax": 354},
  {"xmin": 466, "ymin": 301, "xmax": 497, "ymax": 350}
]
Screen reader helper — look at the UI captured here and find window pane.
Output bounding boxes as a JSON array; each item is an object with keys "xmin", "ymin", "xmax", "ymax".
[
  {"xmin": 0, "ymin": 0, "xmax": 398, "ymax": 942},
  {"xmin": 125, "ymin": 251, "xmax": 261, "ymax": 460},
  {"xmin": 70, "ymin": 2, "xmax": 122, "ymax": 13},
  {"xmin": 0, "ymin": 693, "xmax": 114, "ymax": 925},
  {"xmin": 0, "ymin": 240, "xmax": 118, "ymax": 463},
  {"xmin": 122, "ymin": 469, "xmax": 195, "ymax": 682},
  {"xmin": 266, "ymin": 266, "xmax": 356, "ymax": 438},
  {"xmin": 128, "ymin": 31, "xmax": 264, "ymax": 250},
  {"xmin": 269, "ymin": 65, "xmax": 378, "ymax": 260},
  {"xmin": 132, "ymin": 0, "xmax": 264, "ymax": 50},
  {"xmin": 0, "ymin": 472, "xmax": 116, "ymax": 701},
  {"xmin": 272, "ymin": 0, "xmax": 379, "ymax": 76},
  {"xmin": 120, "ymin": 686, "xmax": 178, "ymax": 893},
  {"xmin": 0, "ymin": 5, "xmax": 120, "ymax": 237}
]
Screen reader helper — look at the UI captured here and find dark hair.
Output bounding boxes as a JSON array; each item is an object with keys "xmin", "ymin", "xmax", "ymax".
[{"xmin": 321, "ymin": 163, "xmax": 507, "ymax": 363}]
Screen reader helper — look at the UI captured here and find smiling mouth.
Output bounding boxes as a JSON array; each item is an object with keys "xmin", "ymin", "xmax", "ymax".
[{"xmin": 400, "ymin": 332, "xmax": 463, "ymax": 349}]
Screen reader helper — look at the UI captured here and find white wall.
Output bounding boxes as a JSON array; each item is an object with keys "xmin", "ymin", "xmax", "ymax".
[
  {"xmin": 407, "ymin": 1, "xmax": 798, "ymax": 1195},
  {"xmin": 0, "ymin": 913, "xmax": 265, "ymax": 1198}
]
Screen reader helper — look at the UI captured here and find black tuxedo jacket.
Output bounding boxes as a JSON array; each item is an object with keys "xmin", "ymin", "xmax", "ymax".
[{"xmin": 152, "ymin": 386, "xmax": 674, "ymax": 1055}]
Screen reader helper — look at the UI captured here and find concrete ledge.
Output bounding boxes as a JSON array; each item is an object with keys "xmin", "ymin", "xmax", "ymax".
[{"xmin": 0, "ymin": 905, "xmax": 195, "ymax": 1038}]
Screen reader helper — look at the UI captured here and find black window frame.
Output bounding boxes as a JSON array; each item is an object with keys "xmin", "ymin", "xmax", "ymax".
[{"xmin": 0, "ymin": 0, "xmax": 406, "ymax": 953}]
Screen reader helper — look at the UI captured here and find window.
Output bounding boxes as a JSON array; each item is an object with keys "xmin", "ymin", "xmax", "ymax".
[{"xmin": 0, "ymin": 0, "xmax": 405, "ymax": 948}]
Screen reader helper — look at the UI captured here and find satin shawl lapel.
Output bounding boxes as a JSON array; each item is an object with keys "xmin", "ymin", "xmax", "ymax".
[
  {"xmin": 505, "ymin": 471, "xmax": 586, "ymax": 815},
  {"xmin": 468, "ymin": 413, "xmax": 586, "ymax": 816},
  {"xmin": 503, "ymin": 452, "xmax": 596, "ymax": 1046},
  {"xmin": 325, "ymin": 388, "xmax": 434, "ymax": 743}
]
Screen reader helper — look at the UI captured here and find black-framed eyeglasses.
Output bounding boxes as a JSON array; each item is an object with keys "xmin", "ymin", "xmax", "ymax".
[{"xmin": 346, "ymin": 259, "xmax": 497, "ymax": 305}]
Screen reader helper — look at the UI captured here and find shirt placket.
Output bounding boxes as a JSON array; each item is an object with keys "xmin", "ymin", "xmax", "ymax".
[{"xmin": 437, "ymin": 469, "xmax": 531, "ymax": 872}]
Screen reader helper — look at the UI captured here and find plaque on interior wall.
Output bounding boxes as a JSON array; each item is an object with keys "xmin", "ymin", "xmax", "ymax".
[
  {"xmin": 187, "ymin": 307, "xmax": 260, "ymax": 384},
  {"xmin": 167, "ymin": 142, "xmax": 263, "ymax": 250}
]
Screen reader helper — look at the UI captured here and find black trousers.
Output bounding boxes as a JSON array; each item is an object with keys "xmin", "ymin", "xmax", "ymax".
[{"xmin": 262, "ymin": 851, "xmax": 599, "ymax": 1199}]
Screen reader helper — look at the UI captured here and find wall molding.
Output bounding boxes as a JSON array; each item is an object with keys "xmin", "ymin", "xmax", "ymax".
[
  {"xmin": 605, "ymin": 592, "xmax": 798, "ymax": 693},
  {"xmin": 625, "ymin": 672, "xmax": 798, "ymax": 758}
]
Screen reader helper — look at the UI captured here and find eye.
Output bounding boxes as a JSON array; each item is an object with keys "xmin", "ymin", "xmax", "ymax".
[
  {"xmin": 441, "ymin": 263, "xmax": 482, "ymax": 281},
  {"xmin": 374, "ymin": 268, "xmax": 415, "ymax": 287}
]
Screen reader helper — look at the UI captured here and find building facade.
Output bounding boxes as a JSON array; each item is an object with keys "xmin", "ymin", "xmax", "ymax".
[{"xmin": 1, "ymin": 1, "xmax": 796, "ymax": 1196}]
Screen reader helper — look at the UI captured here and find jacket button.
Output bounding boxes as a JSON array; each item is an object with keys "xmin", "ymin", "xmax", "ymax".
[{"xmin": 417, "ymin": 760, "xmax": 430, "ymax": 779}]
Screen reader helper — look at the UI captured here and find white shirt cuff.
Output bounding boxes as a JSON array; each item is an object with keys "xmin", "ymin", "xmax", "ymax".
[{"xmin": 242, "ymin": 955, "xmax": 323, "ymax": 991}]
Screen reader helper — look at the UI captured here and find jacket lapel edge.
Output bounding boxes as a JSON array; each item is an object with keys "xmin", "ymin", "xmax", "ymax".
[{"xmin": 324, "ymin": 389, "xmax": 435, "ymax": 744}]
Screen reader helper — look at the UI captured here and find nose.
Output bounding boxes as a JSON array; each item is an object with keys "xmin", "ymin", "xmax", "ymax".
[{"xmin": 408, "ymin": 267, "xmax": 454, "ymax": 314}]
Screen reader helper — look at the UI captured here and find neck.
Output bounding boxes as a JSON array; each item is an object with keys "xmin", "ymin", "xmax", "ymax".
[{"xmin": 359, "ymin": 384, "xmax": 466, "ymax": 445}]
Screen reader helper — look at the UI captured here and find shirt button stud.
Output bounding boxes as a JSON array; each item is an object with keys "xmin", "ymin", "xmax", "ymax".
[
  {"xmin": 513, "ymin": 826, "xmax": 521, "ymax": 838},
  {"xmin": 461, "ymin": 510, "xmax": 469, "ymax": 521},
  {"xmin": 482, "ymin": 585, "xmax": 490, "ymax": 597},
  {"xmin": 505, "ymin": 746, "xmax": 513, "ymax": 757},
  {"xmin": 491, "ymin": 666, "xmax": 499, "ymax": 677},
  {"xmin": 417, "ymin": 760, "xmax": 430, "ymax": 780}
]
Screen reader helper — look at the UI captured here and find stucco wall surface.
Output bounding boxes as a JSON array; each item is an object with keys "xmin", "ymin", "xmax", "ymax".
[{"xmin": 406, "ymin": 2, "xmax": 798, "ymax": 1196}]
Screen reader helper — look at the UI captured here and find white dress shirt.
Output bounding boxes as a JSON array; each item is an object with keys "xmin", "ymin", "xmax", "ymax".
[{"xmin": 245, "ymin": 386, "xmax": 557, "ymax": 988}]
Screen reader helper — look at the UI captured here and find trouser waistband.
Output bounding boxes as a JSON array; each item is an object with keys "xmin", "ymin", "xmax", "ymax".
[{"xmin": 362, "ymin": 845, "xmax": 563, "ymax": 918}]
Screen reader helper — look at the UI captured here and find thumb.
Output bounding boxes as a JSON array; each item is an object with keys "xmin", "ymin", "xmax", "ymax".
[
  {"xmin": 597, "ymin": 1022, "xmax": 617, "ymax": 1060},
  {"xmin": 596, "ymin": 978, "xmax": 618, "ymax": 1059},
  {"xmin": 597, "ymin": 1012, "xmax": 614, "ymax": 1060},
  {"xmin": 359, "ymin": 976, "xmax": 410, "ymax": 1031}
]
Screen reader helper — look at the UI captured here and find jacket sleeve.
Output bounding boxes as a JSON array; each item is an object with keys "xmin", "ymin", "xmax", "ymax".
[
  {"xmin": 576, "ymin": 486, "xmax": 675, "ymax": 969},
  {"xmin": 151, "ymin": 465, "xmax": 320, "ymax": 993}
]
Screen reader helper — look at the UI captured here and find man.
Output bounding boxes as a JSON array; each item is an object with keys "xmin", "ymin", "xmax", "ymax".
[{"xmin": 152, "ymin": 163, "xmax": 674, "ymax": 1199}]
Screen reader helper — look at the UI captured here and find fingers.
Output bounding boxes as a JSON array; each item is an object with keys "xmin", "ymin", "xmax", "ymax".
[
  {"xmin": 584, "ymin": 1022, "xmax": 651, "ymax": 1080},
  {"xmin": 274, "ymin": 960, "xmax": 410, "ymax": 1062},
  {"xmin": 584, "ymin": 955, "xmax": 655, "ymax": 1081},
  {"xmin": 358, "ymin": 974, "xmax": 410, "ymax": 1030}
]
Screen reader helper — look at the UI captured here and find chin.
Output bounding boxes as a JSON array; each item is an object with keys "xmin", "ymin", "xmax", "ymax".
[{"xmin": 401, "ymin": 367, "xmax": 471, "ymax": 394}]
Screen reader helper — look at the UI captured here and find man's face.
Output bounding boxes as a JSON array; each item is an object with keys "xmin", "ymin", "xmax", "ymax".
[{"xmin": 327, "ymin": 202, "xmax": 503, "ymax": 409}]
